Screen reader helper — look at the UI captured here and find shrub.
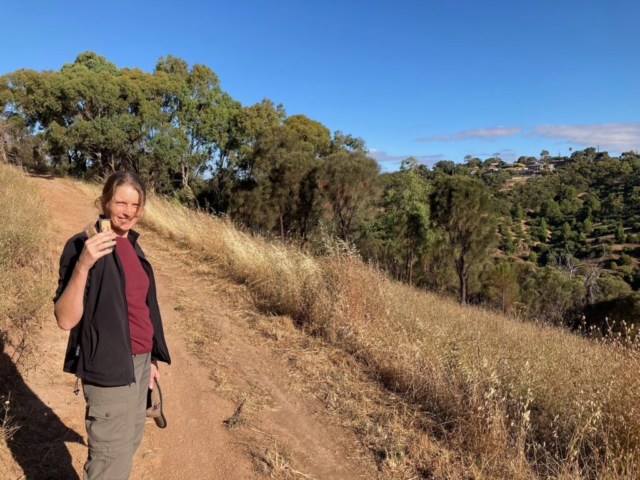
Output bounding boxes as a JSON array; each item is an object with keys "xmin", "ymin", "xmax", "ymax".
[{"xmin": 620, "ymin": 253, "xmax": 633, "ymax": 266}]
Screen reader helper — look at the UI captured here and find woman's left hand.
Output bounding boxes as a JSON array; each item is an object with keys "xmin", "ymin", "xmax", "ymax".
[{"xmin": 149, "ymin": 360, "xmax": 160, "ymax": 389}]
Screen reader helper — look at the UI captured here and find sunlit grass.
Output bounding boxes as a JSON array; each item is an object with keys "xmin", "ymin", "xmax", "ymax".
[
  {"xmin": 74, "ymin": 181, "xmax": 640, "ymax": 478},
  {"xmin": 0, "ymin": 164, "xmax": 54, "ymax": 472},
  {"xmin": 0, "ymin": 164, "xmax": 53, "ymax": 346}
]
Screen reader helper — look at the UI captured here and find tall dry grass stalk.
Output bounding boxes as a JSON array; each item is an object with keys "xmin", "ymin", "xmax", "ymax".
[
  {"xmin": 0, "ymin": 164, "xmax": 53, "ymax": 350},
  {"xmin": 77, "ymin": 182, "xmax": 640, "ymax": 478}
]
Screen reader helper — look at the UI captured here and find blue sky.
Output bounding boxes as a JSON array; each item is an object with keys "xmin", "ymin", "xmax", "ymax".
[{"xmin": 1, "ymin": 0, "xmax": 639, "ymax": 170}]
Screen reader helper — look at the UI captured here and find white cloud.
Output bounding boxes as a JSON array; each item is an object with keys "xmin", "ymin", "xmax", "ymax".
[
  {"xmin": 368, "ymin": 149, "xmax": 405, "ymax": 163},
  {"xmin": 531, "ymin": 122, "xmax": 640, "ymax": 152},
  {"xmin": 416, "ymin": 126, "xmax": 523, "ymax": 142},
  {"xmin": 369, "ymin": 148, "xmax": 445, "ymax": 166}
]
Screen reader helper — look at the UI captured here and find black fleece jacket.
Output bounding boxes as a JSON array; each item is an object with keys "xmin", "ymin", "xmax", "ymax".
[{"xmin": 54, "ymin": 228, "xmax": 171, "ymax": 387}]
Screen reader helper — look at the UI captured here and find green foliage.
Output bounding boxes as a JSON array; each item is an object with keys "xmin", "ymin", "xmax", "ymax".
[
  {"xmin": 597, "ymin": 275, "xmax": 633, "ymax": 301},
  {"xmin": 604, "ymin": 193, "xmax": 625, "ymax": 217},
  {"xmin": 2, "ymin": 51, "xmax": 243, "ymax": 193},
  {"xmin": 512, "ymin": 203, "xmax": 524, "ymax": 221},
  {"xmin": 485, "ymin": 260, "xmax": 519, "ymax": 313},
  {"xmin": 430, "ymin": 176, "xmax": 497, "ymax": 304},
  {"xmin": 230, "ymin": 124, "xmax": 316, "ymax": 238},
  {"xmin": 464, "ymin": 155, "xmax": 482, "ymax": 168},
  {"xmin": 7, "ymin": 54, "xmax": 640, "ymax": 328},
  {"xmin": 541, "ymin": 199, "xmax": 562, "ymax": 224},
  {"xmin": 560, "ymin": 222, "xmax": 573, "ymax": 243},
  {"xmin": 283, "ymin": 114, "xmax": 331, "ymax": 157},
  {"xmin": 433, "ymin": 160, "xmax": 456, "ymax": 175},
  {"xmin": 521, "ymin": 266, "xmax": 585, "ymax": 324},
  {"xmin": 319, "ymin": 150, "xmax": 380, "ymax": 242},
  {"xmin": 529, "ymin": 217, "xmax": 548, "ymax": 242},
  {"xmin": 583, "ymin": 217, "xmax": 594, "ymax": 234},
  {"xmin": 331, "ymin": 130, "xmax": 366, "ymax": 153},
  {"xmin": 500, "ymin": 229, "xmax": 516, "ymax": 254},
  {"xmin": 619, "ymin": 252, "xmax": 633, "ymax": 266},
  {"xmin": 615, "ymin": 223, "xmax": 626, "ymax": 243},
  {"xmin": 368, "ymin": 157, "xmax": 431, "ymax": 285},
  {"xmin": 513, "ymin": 221, "xmax": 524, "ymax": 239}
]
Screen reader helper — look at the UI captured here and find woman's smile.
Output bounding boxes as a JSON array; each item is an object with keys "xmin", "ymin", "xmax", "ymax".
[{"xmin": 107, "ymin": 185, "xmax": 143, "ymax": 236}]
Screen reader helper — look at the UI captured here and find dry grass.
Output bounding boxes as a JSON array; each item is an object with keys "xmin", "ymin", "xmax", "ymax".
[
  {"xmin": 71, "ymin": 182, "xmax": 640, "ymax": 479},
  {"xmin": 243, "ymin": 311, "xmax": 468, "ymax": 479},
  {"xmin": 0, "ymin": 164, "xmax": 55, "ymax": 472},
  {"xmin": 248, "ymin": 435, "xmax": 316, "ymax": 479},
  {"xmin": 0, "ymin": 164, "xmax": 53, "ymax": 348}
]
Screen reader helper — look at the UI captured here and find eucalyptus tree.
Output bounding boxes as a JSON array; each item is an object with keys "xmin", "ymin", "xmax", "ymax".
[
  {"xmin": 232, "ymin": 124, "xmax": 316, "ymax": 239},
  {"xmin": 374, "ymin": 157, "xmax": 431, "ymax": 285},
  {"xmin": 1, "ymin": 52, "xmax": 172, "ymax": 179},
  {"xmin": 154, "ymin": 55, "xmax": 240, "ymax": 193},
  {"xmin": 430, "ymin": 176, "xmax": 497, "ymax": 304},
  {"xmin": 330, "ymin": 130, "xmax": 366, "ymax": 153},
  {"xmin": 319, "ymin": 150, "xmax": 380, "ymax": 243},
  {"xmin": 193, "ymin": 98, "xmax": 287, "ymax": 213},
  {"xmin": 283, "ymin": 114, "xmax": 331, "ymax": 158}
]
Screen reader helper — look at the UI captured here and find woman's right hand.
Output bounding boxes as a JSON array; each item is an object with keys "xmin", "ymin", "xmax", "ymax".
[{"xmin": 77, "ymin": 231, "xmax": 117, "ymax": 273}]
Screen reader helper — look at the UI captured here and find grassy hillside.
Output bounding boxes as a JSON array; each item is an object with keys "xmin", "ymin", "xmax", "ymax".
[
  {"xmin": 0, "ymin": 164, "xmax": 54, "ymax": 460},
  {"xmin": 125, "ymin": 186, "xmax": 640, "ymax": 479},
  {"xmin": 6, "ymin": 170, "xmax": 638, "ymax": 478},
  {"xmin": 0, "ymin": 164, "xmax": 53, "ymax": 349}
]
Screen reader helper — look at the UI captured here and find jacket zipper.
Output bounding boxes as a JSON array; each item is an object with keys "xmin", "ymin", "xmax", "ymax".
[{"xmin": 114, "ymin": 250, "xmax": 137, "ymax": 385}]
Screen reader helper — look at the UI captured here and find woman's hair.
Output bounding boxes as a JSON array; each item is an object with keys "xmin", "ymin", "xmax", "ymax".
[{"xmin": 96, "ymin": 171, "xmax": 147, "ymax": 214}]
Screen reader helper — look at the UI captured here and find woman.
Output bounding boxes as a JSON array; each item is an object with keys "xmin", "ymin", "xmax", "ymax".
[{"xmin": 54, "ymin": 171, "xmax": 171, "ymax": 479}]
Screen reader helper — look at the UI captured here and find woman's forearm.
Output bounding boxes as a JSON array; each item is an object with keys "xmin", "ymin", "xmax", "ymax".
[
  {"xmin": 54, "ymin": 264, "xmax": 89, "ymax": 331},
  {"xmin": 55, "ymin": 230, "xmax": 116, "ymax": 330}
]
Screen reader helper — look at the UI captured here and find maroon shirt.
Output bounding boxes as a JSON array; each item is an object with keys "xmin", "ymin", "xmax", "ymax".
[{"xmin": 115, "ymin": 236, "xmax": 154, "ymax": 354}]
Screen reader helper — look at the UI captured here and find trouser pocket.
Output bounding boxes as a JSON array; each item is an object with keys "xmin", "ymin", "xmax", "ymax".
[{"xmin": 85, "ymin": 401, "xmax": 128, "ymax": 445}]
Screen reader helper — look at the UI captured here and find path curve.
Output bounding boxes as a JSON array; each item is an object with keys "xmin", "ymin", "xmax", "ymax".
[{"xmin": 9, "ymin": 176, "xmax": 364, "ymax": 480}]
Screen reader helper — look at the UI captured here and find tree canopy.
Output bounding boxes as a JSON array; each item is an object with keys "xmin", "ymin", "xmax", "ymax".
[{"xmin": 5, "ymin": 52, "xmax": 640, "ymax": 330}]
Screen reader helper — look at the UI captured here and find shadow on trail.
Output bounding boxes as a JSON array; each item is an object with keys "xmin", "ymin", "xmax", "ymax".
[{"xmin": 1, "ymin": 337, "xmax": 84, "ymax": 480}]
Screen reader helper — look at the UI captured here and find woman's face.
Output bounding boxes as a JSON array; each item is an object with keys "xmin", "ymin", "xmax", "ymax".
[{"xmin": 105, "ymin": 184, "xmax": 144, "ymax": 237}]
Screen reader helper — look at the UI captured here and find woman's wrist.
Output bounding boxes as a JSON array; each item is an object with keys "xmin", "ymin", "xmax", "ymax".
[{"xmin": 74, "ymin": 258, "xmax": 91, "ymax": 276}]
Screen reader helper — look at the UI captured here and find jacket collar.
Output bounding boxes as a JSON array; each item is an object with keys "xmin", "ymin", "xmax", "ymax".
[{"xmin": 127, "ymin": 228, "xmax": 140, "ymax": 246}]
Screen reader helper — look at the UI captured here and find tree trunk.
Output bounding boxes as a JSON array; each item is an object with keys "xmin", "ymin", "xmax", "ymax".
[
  {"xmin": 459, "ymin": 275, "xmax": 467, "ymax": 305},
  {"xmin": 181, "ymin": 162, "xmax": 189, "ymax": 189},
  {"xmin": 279, "ymin": 214, "xmax": 285, "ymax": 240},
  {"xmin": 0, "ymin": 123, "xmax": 7, "ymax": 163},
  {"xmin": 457, "ymin": 257, "xmax": 467, "ymax": 305},
  {"xmin": 405, "ymin": 242, "xmax": 414, "ymax": 287}
]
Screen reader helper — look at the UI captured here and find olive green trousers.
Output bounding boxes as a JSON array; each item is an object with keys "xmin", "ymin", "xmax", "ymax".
[{"xmin": 82, "ymin": 353, "xmax": 151, "ymax": 480}]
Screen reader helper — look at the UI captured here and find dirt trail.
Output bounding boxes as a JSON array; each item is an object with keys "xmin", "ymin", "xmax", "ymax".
[{"xmin": 5, "ymin": 176, "xmax": 364, "ymax": 480}]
